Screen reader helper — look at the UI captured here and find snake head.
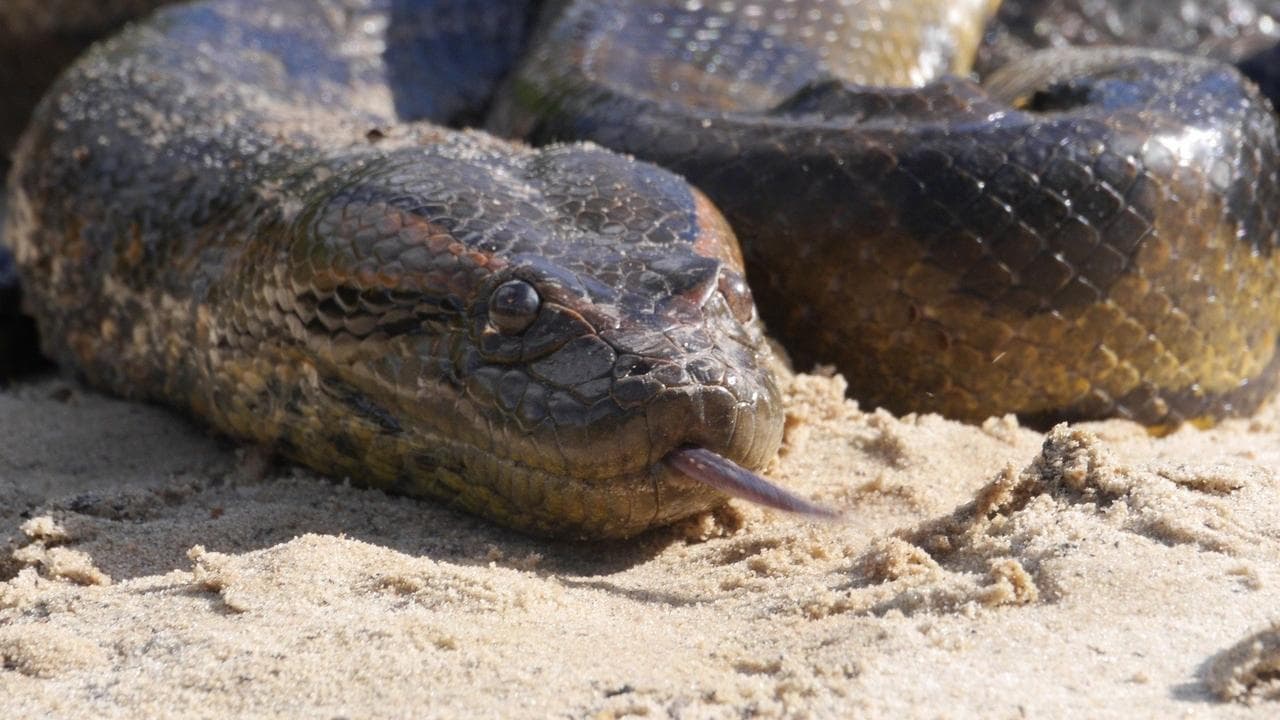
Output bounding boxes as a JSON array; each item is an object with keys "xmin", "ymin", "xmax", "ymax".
[{"xmin": 266, "ymin": 137, "xmax": 811, "ymax": 537}]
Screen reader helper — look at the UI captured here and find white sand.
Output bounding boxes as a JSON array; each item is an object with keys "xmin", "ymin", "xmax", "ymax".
[{"xmin": 3, "ymin": 367, "xmax": 1280, "ymax": 718}]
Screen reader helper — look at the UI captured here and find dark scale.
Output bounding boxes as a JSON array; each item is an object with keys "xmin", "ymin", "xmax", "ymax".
[
  {"xmin": 493, "ymin": 0, "xmax": 1280, "ymax": 428},
  {"xmin": 6, "ymin": 0, "xmax": 1280, "ymax": 536},
  {"xmin": 3, "ymin": 0, "xmax": 793, "ymax": 538}
]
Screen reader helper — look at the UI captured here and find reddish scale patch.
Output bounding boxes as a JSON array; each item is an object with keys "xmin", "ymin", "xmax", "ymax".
[
  {"xmin": 690, "ymin": 188, "xmax": 745, "ymax": 269},
  {"xmin": 319, "ymin": 206, "xmax": 518, "ymax": 299}
]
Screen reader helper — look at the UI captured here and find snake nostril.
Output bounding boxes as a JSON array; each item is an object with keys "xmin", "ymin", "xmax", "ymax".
[{"xmin": 717, "ymin": 269, "xmax": 755, "ymax": 323}]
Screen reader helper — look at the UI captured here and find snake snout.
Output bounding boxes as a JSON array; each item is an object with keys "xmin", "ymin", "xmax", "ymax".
[
  {"xmin": 625, "ymin": 339, "xmax": 794, "ymax": 521},
  {"xmin": 652, "ymin": 377, "xmax": 838, "ymax": 520},
  {"xmin": 655, "ymin": 377, "xmax": 778, "ymax": 469}
]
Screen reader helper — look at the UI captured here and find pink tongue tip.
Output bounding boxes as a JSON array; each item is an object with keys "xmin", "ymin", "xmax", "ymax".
[{"xmin": 664, "ymin": 447, "xmax": 840, "ymax": 519}]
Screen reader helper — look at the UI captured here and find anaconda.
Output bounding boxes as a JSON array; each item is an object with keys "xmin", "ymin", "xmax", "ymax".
[
  {"xmin": 491, "ymin": 0, "xmax": 1280, "ymax": 427},
  {"xmin": 0, "ymin": 2, "xmax": 180, "ymax": 375},
  {"xmin": 4, "ymin": 0, "xmax": 1280, "ymax": 537}
]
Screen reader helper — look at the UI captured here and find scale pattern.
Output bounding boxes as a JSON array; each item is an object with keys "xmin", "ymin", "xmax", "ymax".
[
  {"xmin": 494, "ymin": 0, "xmax": 1280, "ymax": 426},
  {"xmin": 4, "ymin": 0, "xmax": 783, "ymax": 538},
  {"xmin": 8, "ymin": 0, "xmax": 1280, "ymax": 538}
]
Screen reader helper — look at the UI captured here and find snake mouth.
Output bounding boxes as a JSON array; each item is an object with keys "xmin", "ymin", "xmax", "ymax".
[{"xmin": 663, "ymin": 446, "xmax": 838, "ymax": 519}]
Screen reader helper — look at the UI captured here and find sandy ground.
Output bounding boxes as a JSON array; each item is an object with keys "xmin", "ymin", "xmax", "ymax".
[
  {"xmin": 4, "ymin": 3, "xmax": 1280, "ymax": 717},
  {"xmin": 2, "ymin": 363, "xmax": 1279, "ymax": 718},
  {"xmin": 4, "ymin": 8, "xmax": 1280, "ymax": 717}
]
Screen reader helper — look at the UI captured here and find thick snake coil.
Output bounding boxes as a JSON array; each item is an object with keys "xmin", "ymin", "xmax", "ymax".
[{"xmin": 5, "ymin": 0, "xmax": 1280, "ymax": 537}]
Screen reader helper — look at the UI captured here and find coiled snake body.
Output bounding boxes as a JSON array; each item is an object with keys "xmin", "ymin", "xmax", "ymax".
[{"xmin": 5, "ymin": 0, "xmax": 1280, "ymax": 537}]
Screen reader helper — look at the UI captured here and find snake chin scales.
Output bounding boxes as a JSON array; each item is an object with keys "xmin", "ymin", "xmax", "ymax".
[
  {"xmin": 6, "ymin": 0, "xmax": 1280, "ymax": 536},
  {"xmin": 220, "ymin": 143, "xmax": 786, "ymax": 538},
  {"xmin": 3, "ymin": 1, "xmax": 786, "ymax": 539}
]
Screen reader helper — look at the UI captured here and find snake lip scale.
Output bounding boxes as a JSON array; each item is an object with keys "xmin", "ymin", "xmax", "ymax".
[
  {"xmin": 494, "ymin": 0, "xmax": 1280, "ymax": 431},
  {"xmin": 5, "ymin": 0, "xmax": 1280, "ymax": 537},
  {"xmin": 3, "ymin": 0, "xmax": 805, "ymax": 538}
]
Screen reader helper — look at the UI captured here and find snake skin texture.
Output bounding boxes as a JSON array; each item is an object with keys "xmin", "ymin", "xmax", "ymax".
[
  {"xmin": 977, "ymin": 0, "xmax": 1280, "ymax": 75},
  {"xmin": 0, "ymin": 0, "xmax": 178, "ymax": 156},
  {"xmin": 4, "ymin": 0, "xmax": 783, "ymax": 538},
  {"xmin": 0, "ymin": 1, "xmax": 182, "ymax": 374},
  {"xmin": 977, "ymin": 1, "xmax": 1280, "ymax": 108},
  {"xmin": 7, "ymin": 0, "xmax": 1280, "ymax": 536},
  {"xmin": 492, "ymin": 0, "xmax": 1280, "ymax": 427}
]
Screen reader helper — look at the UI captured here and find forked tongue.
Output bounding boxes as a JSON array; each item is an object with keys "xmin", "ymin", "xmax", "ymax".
[{"xmin": 664, "ymin": 447, "xmax": 840, "ymax": 519}]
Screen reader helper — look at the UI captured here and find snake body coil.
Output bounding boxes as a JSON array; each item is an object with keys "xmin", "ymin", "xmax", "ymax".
[
  {"xmin": 494, "ymin": 0, "xmax": 1280, "ymax": 427},
  {"xmin": 6, "ymin": 0, "xmax": 1280, "ymax": 536},
  {"xmin": 5, "ymin": 0, "xmax": 789, "ymax": 538}
]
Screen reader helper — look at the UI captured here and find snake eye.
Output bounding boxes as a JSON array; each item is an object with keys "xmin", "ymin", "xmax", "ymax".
[
  {"xmin": 718, "ymin": 270, "xmax": 755, "ymax": 323},
  {"xmin": 488, "ymin": 279, "xmax": 541, "ymax": 334}
]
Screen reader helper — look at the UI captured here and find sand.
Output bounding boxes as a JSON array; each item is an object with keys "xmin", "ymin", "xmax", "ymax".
[
  {"xmin": 2, "ymin": 365, "xmax": 1279, "ymax": 719},
  {"xmin": 4, "ymin": 8, "xmax": 1280, "ymax": 715}
]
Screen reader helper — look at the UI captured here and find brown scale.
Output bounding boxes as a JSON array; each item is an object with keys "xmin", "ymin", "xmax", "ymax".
[
  {"xmin": 2, "ymin": 0, "xmax": 837, "ymax": 538},
  {"xmin": 9, "ymin": 0, "xmax": 1280, "ymax": 538},
  {"xmin": 494, "ymin": 0, "xmax": 1280, "ymax": 428}
]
